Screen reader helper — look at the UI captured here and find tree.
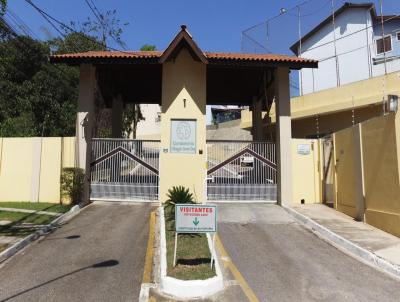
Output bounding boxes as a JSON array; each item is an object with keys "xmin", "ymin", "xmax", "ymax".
[
  {"xmin": 0, "ymin": 8, "xmax": 130, "ymax": 138},
  {"xmin": 0, "ymin": 31, "xmax": 104, "ymax": 137},
  {"xmin": 140, "ymin": 44, "xmax": 157, "ymax": 51},
  {"xmin": 0, "ymin": 0, "xmax": 7, "ymax": 16},
  {"xmin": 48, "ymin": 31, "xmax": 104, "ymax": 54},
  {"xmin": 70, "ymin": 9, "xmax": 128, "ymax": 49}
]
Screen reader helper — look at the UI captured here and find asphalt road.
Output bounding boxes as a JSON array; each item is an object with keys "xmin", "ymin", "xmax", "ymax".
[
  {"xmin": 0, "ymin": 202, "xmax": 155, "ymax": 302},
  {"xmin": 217, "ymin": 204, "xmax": 400, "ymax": 302}
]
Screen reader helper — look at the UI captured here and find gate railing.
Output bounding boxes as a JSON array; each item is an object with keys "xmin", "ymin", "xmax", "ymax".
[
  {"xmin": 90, "ymin": 138, "xmax": 160, "ymax": 201},
  {"xmin": 206, "ymin": 140, "xmax": 277, "ymax": 201}
]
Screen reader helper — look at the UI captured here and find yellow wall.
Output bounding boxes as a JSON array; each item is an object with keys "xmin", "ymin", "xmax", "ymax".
[
  {"xmin": 291, "ymin": 105, "xmax": 382, "ymax": 138},
  {"xmin": 0, "ymin": 138, "xmax": 34, "ymax": 202},
  {"xmin": 333, "ymin": 127, "xmax": 357, "ymax": 218},
  {"xmin": 39, "ymin": 138, "xmax": 62, "ymax": 202},
  {"xmin": 62, "ymin": 137, "xmax": 76, "ymax": 168},
  {"xmin": 0, "ymin": 137, "xmax": 75, "ymax": 203},
  {"xmin": 240, "ymin": 71, "xmax": 400, "ymax": 138},
  {"xmin": 159, "ymin": 48, "xmax": 207, "ymax": 203},
  {"xmin": 361, "ymin": 113, "xmax": 400, "ymax": 236},
  {"xmin": 329, "ymin": 112, "xmax": 400, "ymax": 236},
  {"xmin": 292, "ymin": 139, "xmax": 322, "ymax": 204}
]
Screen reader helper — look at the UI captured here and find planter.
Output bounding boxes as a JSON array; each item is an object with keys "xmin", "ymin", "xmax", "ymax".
[{"xmin": 159, "ymin": 206, "xmax": 224, "ymax": 299}]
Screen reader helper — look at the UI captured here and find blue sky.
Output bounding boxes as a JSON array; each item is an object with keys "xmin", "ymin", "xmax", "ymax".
[{"xmin": 7, "ymin": 0, "xmax": 399, "ymax": 54}]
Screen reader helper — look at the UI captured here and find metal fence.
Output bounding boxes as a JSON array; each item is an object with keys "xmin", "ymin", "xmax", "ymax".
[
  {"xmin": 206, "ymin": 141, "xmax": 277, "ymax": 201},
  {"xmin": 90, "ymin": 139, "xmax": 160, "ymax": 201}
]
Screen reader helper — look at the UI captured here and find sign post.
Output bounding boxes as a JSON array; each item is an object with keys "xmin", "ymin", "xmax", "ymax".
[{"xmin": 174, "ymin": 204, "xmax": 217, "ymax": 268}]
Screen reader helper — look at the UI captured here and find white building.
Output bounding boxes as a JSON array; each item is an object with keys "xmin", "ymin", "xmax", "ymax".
[
  {"xmin": 136, "ymin": 104, "xmax": 161, "ymax": 139},
  {"xmin": 291, "ymin": 2, "xmax": 400, "ymax": 95}
]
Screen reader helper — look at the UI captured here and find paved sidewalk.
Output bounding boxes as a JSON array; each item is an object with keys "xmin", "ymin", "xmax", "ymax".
[{"xmin": 293, "ymin": 204, "xmax": 400, "ymax": 266}]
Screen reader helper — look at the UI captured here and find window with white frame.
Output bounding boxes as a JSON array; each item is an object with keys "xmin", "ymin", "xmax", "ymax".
[{"xmin": 376, "ymin": 35, "xmax": 392, "ymax": 54}]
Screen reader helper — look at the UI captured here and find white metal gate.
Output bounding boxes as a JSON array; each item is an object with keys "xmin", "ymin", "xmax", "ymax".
[
  {"xmin": 207, "ymin": 140, "xmax": 277, "ymax": 201},
  {"xmin": 90, "ymin": 139, "xmax": 160, "ymax": 201}
]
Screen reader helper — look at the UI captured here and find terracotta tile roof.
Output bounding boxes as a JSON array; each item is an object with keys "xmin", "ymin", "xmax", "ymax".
[
  {"xmin": 205, "ymin": 52, "xmax": 317, "ymax": 64},
  {"xmin": 51, "ymin": 50, "xmax": 163, "ymax": 59},
  {"xmin": 50, "ymin": 50, "xmax": 317, "ymax": 67}
]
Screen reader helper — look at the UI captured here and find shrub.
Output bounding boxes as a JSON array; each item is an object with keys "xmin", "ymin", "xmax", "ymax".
[
  {"xmin": 166, "ymin": 185, "xmax": 194, "ymax": 205},
  {"xmin": 60, "ymin": 168, "xmax": 85, "ymax": 205},
  {"xmin": 165, "ymin": 186, "xmax": 194, "ymax": 221}
]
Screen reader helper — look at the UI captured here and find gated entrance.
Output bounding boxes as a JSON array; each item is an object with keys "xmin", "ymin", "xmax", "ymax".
[
  {"xmin": 90, "ymin": 139, "xmax": 160, "ymax": 201},
  {"xmin": 206, "ymin": 141, "xmax": 277, "ymax": 201}
]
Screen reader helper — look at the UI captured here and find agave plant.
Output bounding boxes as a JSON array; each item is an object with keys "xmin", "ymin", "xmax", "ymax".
[
  {"xmin": 165, "ymin": 186, "xmax": 194, "ymax": 222},
  {"xmin": 166, "ymin": 185, "xmax": 194, "ymax": 205}
]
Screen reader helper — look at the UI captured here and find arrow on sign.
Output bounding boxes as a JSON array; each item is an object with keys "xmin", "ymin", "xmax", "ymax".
[{"xmin": 193, "ymin": 217, "xmax": 199, "ymax": 226}]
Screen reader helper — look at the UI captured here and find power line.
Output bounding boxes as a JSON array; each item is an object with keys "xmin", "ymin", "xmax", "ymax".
[
  {"xmin": 24, "ymin": 0, "xmax": 128, "ymax": 54},
  {"xmin": 83, "ymin": 0, "xmax": 127, "ymax": 50},
  {"xmin": 25, "ymin": 0, "xmax": 66, "ymax": 38},
  {"xmin": 7, "ymin": 8, "xmax": 40, "ymax": 39}
]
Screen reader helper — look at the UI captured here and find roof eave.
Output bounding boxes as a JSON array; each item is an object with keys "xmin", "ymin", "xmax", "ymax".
[{"xmin": 207, "ymin": 58, "xmax": 318, "ymax": 70}]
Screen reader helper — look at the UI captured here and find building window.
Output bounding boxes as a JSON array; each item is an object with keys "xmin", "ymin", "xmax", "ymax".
[
  {"xmin": 397, "ymin": 31, "xmax": 400, "ymax": 41},
  {"xmin": 376, "ymin": 35, "xmax": 392, "ymax": 54}
]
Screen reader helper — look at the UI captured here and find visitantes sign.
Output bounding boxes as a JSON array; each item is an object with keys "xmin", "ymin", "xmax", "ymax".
[
  {"xmin": 170, "ymin": 119, "xmax": 196, "ymax": 154},
  {"xmin": 175, "ymin": 204, "xmax": 217, "ymax": 233}
]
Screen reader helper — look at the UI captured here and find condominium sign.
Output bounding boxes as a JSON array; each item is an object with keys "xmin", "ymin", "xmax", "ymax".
[
  {"xmin": 170, "ymin": 119, "xmax": 196, "ymax": 154},
  {"xmin": 175, "ymin": 204, "xmax": 217, "ymax": 233}
]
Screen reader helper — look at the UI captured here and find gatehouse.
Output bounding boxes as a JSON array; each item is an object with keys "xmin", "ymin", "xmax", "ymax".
[{"xmin": 51, "ymin": 25, "xmax": 317, "ymax": 205}]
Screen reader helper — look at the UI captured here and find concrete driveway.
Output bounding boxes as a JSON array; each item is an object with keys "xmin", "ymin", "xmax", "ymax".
[
  {"xmin": 0, "ymin": 202, "xmax": 156, "ymax": 302},
  {"xmin": 217, "ymin": 204, "xmax": 400, "ymax": 302}
]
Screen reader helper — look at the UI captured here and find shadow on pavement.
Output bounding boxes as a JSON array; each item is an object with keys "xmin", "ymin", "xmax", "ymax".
[{"xmin": 0, "ymin": 259, "xmax": 119, "ymax": 302}]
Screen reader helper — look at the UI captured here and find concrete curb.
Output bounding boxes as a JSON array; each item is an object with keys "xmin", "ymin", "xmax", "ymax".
[
  {"xmin": 0, "ymin": 201, "xmax": 88, "ymax": 263},
  {"xmin": 283, "ymin": 205, "xmax": 400, "ymax": 280},
  {"xmin": 158, "ymin": 207, "xmax": 224, "ymax": 299}
]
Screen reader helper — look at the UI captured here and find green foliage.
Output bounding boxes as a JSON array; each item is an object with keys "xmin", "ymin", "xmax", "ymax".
[
  {"xmin": 140, "ymin": 44, "xmax": 157, "ymax": 51},
  {"xmin": 60, "ymin": 168, "xmax": 85, "ymax": 205},
  {"xmin": 166, "ymin": 186, "xmax": 194, "ymax": 205},
  {"xmin": 0, "ymin": 0, "xmax": 6, "ymax": 16},
  {"xmin": 0, "ymin": 8, "xmax": 127, "ymax": 137},
  {"xmin": 48, "ymin": 31, "xmax": 104, "ymax": 54},
  {"xmin": 0, "ymin": 32, "xmax": 101, "ymax": 137},
  {"xmin": 165, "ymin": 186, "xmax": 194, "ymax": 220}
]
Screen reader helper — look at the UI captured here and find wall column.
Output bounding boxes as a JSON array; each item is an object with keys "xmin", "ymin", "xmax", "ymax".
[
  {"xmin": 112, "ymin": 94, "xmax": 124, "ymax": 138},
  {"xmin": 76, "ymin": 64, "xmax": 96, "ymax": 203},
  {"xmin": 252, "ymin": 96, "xmax": 263, "ymax": 140},
  {"xmin": 353, "ymin": 124, "xmax": 365, "ymax": 221},
  {"xmin": 275, "ymin": 67, "xmax": 293, "ymax": 206},
  {"xmin": 159, "ymin": 48, "xmax": 207, "ymax": 203}
]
